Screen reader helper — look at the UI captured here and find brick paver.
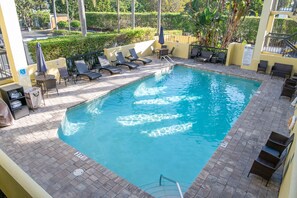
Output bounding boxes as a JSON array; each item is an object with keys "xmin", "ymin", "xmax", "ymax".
[{"xmin": 0, "ymin": 58, "xmax": 293, "ymax": 197}]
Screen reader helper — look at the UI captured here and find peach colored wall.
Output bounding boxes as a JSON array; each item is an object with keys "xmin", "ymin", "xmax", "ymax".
[{"xmin": 50, "ymin": 14, "xmax": 68, "ymax": 29}]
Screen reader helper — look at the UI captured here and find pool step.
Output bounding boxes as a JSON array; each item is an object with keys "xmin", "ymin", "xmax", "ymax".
[
  {"xmin": 141, "ymin": 183, "xmax": 187, "ymax": 198},
  {"xmin": 140, "ymin": 175, "xmax": 188, "ymax": 198}
]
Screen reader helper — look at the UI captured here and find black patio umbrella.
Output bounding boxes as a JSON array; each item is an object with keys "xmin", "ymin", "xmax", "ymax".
[
  {"xmin": 158, "ymin": 26, "xmax": 165, "ymax": 45},
  {"xmin": 36, "ymin": 42, "xmax": 47, "ymax": 75}
]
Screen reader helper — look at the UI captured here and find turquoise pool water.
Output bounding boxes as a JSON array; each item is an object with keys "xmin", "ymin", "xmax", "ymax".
[{"xmin": 58, "ymin": 65, "xmax": 260, "ymax": 191}]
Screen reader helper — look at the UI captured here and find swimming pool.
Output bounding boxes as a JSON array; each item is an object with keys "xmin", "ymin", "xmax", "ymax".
[{"xmin": 58, "ymin": 65, "xmax": 260, "ymax": 193}]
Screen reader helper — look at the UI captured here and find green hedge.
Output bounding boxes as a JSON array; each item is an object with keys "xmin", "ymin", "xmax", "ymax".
[
  {"xmin": 86, "ymin": 12, "xmax": 297, "ymax": 44},
  {"xmin": 27, "ymin": 28, "xmax": 155, "ymax": 61},
  {"xmin": 274, "ymin": 18, "xmax": 297, "ymax": 35},
  {"xmin": 86, "ymin": 12, "xmax": 190, "ymax": 31}
]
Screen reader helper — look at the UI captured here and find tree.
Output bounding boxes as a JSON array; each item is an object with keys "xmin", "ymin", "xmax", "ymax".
[
  {"xmin": 131, "ymin": 0, "xmax": 135, "ymax": 29},
  {"xmin": 163, "ymin": 0, "xmax": 190, "ymax": 12},
  {"xmin": 15, "ymin": 0, "xmax": 48, "ymax": 28},
  {"xmin": 49, "ymin": 0, "xmax": 79, "ymax": 20},
  {"xmin": 185, "ymin": 0, "xmax": 223, "ymax": 46},
  {"xmin": 78, "ymin": 0, "xmax": 87, "ymax": 36},
  {"xmin": 185, "ymin": 0, "xmax": 252, "ymax": 48},
  {"xmin": 85, "ymin": 0, "xmax": 113, "ymax": 12},
  {"xmin": 117, "ymin": 0, "xmax": 120, "ymax": 33},
  {"xmin": 249, "ymin": 0, "xmax": 263, "ymax": 16},
  {"xmin": 221, "ymin": 0, "xmax": 251, "ymax": 48},
  {"xmin": 157, "ymin": 0, "xmax": 161, "ymax": 34},
  {"xmin": 53, "ymin": 0, "xmax": 58, "ymax": 30}
]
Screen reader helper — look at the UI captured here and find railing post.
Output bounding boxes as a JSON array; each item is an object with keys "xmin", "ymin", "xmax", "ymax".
[{"xmin": 159, "ymin": 174, "xmax": 163, "ymax": 186}]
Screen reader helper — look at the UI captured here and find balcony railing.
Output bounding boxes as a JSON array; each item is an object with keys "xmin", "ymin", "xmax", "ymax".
[
  {"xmin": 274, "ymin": 0, "xmax": 297, "ymax": 12},
  {"xmin": 263, "ymin": 32, "xmax": 297, "ymax": 58},
  {"xmin": 0, "ymin": 50, "xmax": 13, "ymax": 81}
]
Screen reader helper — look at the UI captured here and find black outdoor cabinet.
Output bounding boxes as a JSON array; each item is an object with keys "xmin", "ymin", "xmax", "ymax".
[{"xmin": 0, "ymin": 84, "xmax": 29, "ymax": 120}]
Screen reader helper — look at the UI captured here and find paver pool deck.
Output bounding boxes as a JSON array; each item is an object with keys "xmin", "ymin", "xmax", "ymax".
[{"xmin": 0, "ymin": 58, "xmax": 294, "ymax": 197}]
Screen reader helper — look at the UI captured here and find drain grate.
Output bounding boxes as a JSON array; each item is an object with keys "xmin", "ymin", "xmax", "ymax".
[
  {"xmin": 74, "ymin": 151, "xmax": 88, "ymax": 161},
  {"xmin": 220, "ymin": 141, "xmax": 228, "ymax": 148},
  {"xmin": 73, "ymin": 169, "xmax": 84, "ymax": 176}
]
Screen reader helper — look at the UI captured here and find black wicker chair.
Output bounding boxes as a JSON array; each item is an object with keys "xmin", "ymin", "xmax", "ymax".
[
  {"xmin": 262, "ymin": 131, "xmax": 294, "ymax": 157},
  {"xmin": 280, "ymin": 81, "xmax": 296, "ymax": 100},
  {"xmin": 248, "ymin": 150, "xmax": 285, "ymax": 186},
  {"xmin": 257, "ymin": 60, "xmax": 268, "ymax": 73}
]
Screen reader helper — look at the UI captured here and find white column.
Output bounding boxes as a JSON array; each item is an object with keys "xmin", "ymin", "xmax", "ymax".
[
  {"xmin": 252, "ymin": 0, "xmax": 274, "ymax": 61},
  {"xmin": 0, "ymin": 0, "xmax": 31, "ymax": 88}
]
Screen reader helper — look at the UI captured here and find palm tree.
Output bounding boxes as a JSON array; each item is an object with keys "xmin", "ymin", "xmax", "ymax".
[
  {"xmin": 157, "ymin": 0, "xmax": 161, "ymax": 34},
  {"xmin": 78, "ymin": 0, "xmax": 87, "ymax": 36},
  {"xmin": 61, "ymin": 0, "xmax": 71, "ymax": 31},
  {"xmin": 131, "ymin": 0, "xmax": 135, "ymax": 29},
  {"xmin": 117, "ymin": 0, "xmax": 120, "ymax": 33},
  {"xmin": 53, "ymin": 0, "xmax": 58, "ymax": 30}
]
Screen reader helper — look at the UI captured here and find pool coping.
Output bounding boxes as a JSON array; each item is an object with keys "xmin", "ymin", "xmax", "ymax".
[{"xmin": 0, "ymin": 58, "xmax": 293, "ymax": 197}]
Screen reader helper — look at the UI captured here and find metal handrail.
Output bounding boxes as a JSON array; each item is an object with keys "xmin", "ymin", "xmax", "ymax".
[
  {"xmin": 159, "ymin": 174, "xmax": 183, "ymax": 198},
  {"xmin": 160, "ymin": 55, "xmax": 175, "ymax": 65},
  {"xmin": 263, "ymin": 31, "xmax": 297, "ymax": 57}
]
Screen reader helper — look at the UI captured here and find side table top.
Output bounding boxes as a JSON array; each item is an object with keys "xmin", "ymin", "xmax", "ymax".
[{"xmin": 0, "ymin": 83, "xmax": 22, "ymax": 92}]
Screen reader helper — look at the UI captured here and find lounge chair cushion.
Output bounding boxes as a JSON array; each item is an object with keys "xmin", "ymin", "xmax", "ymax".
[
  {"xmin": 74, "ymin": 60, "xmax": 102, "ymax": 80},
  {"xmin": 128, "ymin": 48, "xmax": 152, "ymax": 65},
  {"xmin": 196, "ymin": 51, "xmax": 213, "ymax": 62},
  {"xmin": 116, "ymin": 52, "xmax": 139, "ymax": 69},
  {"xmin": 83, "ymin": 71, "xmax": 102, "ymax": 80},
  {"xmin": 97, "ymin": 56, "xmax": 122, "ymax": 74}
]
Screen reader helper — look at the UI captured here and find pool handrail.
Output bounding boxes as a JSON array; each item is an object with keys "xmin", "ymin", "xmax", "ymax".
[{"xmin": 159, "ymin": 174, "xmax": 184, "ymax": 198}]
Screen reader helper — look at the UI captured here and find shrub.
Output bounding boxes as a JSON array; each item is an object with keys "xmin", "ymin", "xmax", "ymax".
[
  {"xmin": 27, "ymin": 28, "xmax": 155, "ymax": 62},
  {"xmin": 52, "ymin": 30, "xmax": 81, "ymax": 36},
  {"xmin": 70, "ymin": 20, "xmax": 81, "ymax": 28},
  {"xmin": 57, "ymin": 21, "xmax": 68, "ymax": 29}
]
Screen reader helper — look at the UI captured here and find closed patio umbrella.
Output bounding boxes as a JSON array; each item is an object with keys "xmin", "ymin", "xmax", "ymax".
[
  {"xmin": 158, "ymin": 26, "xmax": 164, "ymax": 45},
  {"xmin": 36, "ymin": 42, "xmax": 47, "ymax": 75}
]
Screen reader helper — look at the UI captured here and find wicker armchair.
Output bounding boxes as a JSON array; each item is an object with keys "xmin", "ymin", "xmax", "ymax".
[{"xmin": 248, "ymin": 150, "xmax": 285, "ymax": 186}]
